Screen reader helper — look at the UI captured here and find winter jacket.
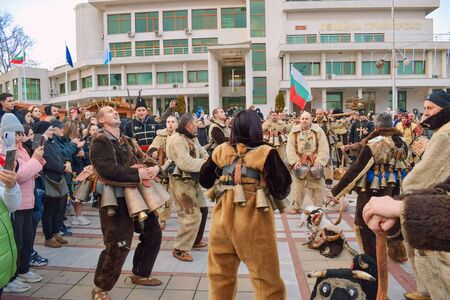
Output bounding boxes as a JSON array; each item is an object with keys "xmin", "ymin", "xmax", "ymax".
[
  {"xmin": 124, "ymin": 116, "xmax": 159, "ymax": 148},
  {"xmin": 42, "ymin": 138, "xmax": 66, "ymax": 182},
  {"xmin": 0, "ymin": 183, "xmax": 22, "ymax": 288},
  {"xmin": 0, "ymin": 108, "xmax": 25, "ymax": 124}
]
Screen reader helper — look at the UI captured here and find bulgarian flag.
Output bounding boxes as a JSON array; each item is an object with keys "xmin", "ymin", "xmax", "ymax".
[
  {"xmin": 11, "ymin": 51, "xmax": 26, "ymax": 65},
  {"xmin": 290, "ymin": 66, "xmax": 312, "ymax": 110}
]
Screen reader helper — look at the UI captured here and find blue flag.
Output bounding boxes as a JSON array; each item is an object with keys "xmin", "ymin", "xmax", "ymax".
[
  {"xmin": 103, "ymin": 47, "xmax": 112, "ymax": 65},
  {"xmin": 65, "ymin": 45, "xmax": 74, "ymax": 67}
]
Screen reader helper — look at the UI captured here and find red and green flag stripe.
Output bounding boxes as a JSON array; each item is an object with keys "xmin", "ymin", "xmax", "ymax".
[
  {"xmin": 290, "ymin": 66, "xmax": 312, "ymax": 110},
  {"xmin": 11, "ymin": 51, "xmax": 26, "ymax": 64}
]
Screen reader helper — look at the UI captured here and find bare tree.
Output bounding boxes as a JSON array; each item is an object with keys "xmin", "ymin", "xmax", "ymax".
[{"xmin": 0, "ymin": 12, "xmax": 34, "ymax": 74}]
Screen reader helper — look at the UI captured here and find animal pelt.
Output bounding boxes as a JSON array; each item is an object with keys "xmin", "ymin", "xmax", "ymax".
[{"xmin": 351, "ymin": 254, "xmax": 377, "ymax": 299}]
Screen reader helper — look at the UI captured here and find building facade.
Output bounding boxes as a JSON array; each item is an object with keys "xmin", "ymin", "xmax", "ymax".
[{"xmin": 1, "ymin": 0, "xmax": 449, "ymax": 115}]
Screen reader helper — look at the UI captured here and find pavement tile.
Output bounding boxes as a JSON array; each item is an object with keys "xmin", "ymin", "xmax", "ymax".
[
  {"xmin": 193, "ymin": 291, "xmax": 209, "ymax": 300},
  {"xmin": 126, "ymin": 288, "xmax": 163, "ymax": 300},
  {"xmin": 32, "ymin": 269, "xmax": 62, "ymax": 283},
  {"xmin": 50, "ymin": 271, "xmax": 87, "ymax": 284},
  {"xmin": 235, "ymin": 292, "xmax": 254, "ymax": 300},
  {"xmin": 159, "ymin": 290, "xmax": 195, "ymax": 300},
  {"xmin": 237, "ymin": 278, "xmax": 253, "ymax": 292},
  {"xmin": 33, "ymin": 283, "xmax": 73, "ymax": 299},
  {"xmin": 108, "ymin": 287, "xmax": 133, "ymax": 300},
  {"xmin": 197, "ymin": 277, "xmax": 208, "ymax": 291},
  {"xmin": 77, "ymin": 272, "xmax": 95, "ymax": 286},
  {"xmin": 17, "ymin": 282, "xmax": 45, "ymax": 296},
  {"xmin": 166, "ymin": 275, "xmax": 200, "ymax": 290},
  {"xmin": 61, "ymin": 285, "xmax": 93, "ymax": 300}
]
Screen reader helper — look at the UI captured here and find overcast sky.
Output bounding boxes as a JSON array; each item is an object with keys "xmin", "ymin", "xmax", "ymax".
[{"xmin": 1, "ymin": 0, "xmax": 449, "ymax": 70}]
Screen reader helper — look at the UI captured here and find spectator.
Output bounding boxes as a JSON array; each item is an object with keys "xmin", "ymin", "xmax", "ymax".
[
  {"xmin": 197, "ymin": 119, "xmax": 209, "ymax": 146},
  {"xmin": 0, "ymin": 93, "xmax": 25, "ymax": 123},
  {"xmin": 20, "ymin": 110, "xmax": 33, "ymax": 126},
  {"xmin": 28, "ymin": 106, "xmax": 41, "ymax": 123},
  {"xmin": 43, "ymin": 105, "xmax": 60, "ymax": 122}
]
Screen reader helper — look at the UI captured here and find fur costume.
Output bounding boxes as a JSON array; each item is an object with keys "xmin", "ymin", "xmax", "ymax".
[
  {"xmin": 331, "ymin": 127, "xmax": 408, "ymax": 263},
  {"xmin": 398, "ymin": 107, "xmax": 450, "ymax": 299},
  {"xmin": 166, "ymin": 130, "xmax": 209, "ymax": 252},
  {"xmin": 208, "ymin": 119, "xmax": 231, "ymax": 149},
  {"xmin": 262, "ymin": 119, "xmax": 288, "ymax": 161},
  {"xmin": 199, "ymin": 143, "xmax": 291, "ymax": 300}
]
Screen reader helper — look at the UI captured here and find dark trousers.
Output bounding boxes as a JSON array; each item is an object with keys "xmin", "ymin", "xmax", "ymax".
[
  {"xmin": 94, "ymin": 198, "xmax": 162, "ymax": 291},
  {"xmin": 11, "ymin": 209, "xmax": 34, "ymax": 275},
  {"xmin": 194, "ymin": 207, "xmax": 208, "ymax": 245},
  {"xmin": 42, "ymin": 196, "xmax": 65, "ymax": 240}
]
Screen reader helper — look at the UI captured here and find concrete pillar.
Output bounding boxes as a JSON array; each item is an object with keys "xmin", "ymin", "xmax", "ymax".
[
  {"xmin": 245, "ymin": 50, "xmax": 253, "ymax": 109},
  {"xmin": 321, "ymin": 89, "xmax": 327, "ymax": 109},
  {"xmin": 284, "ymin": 53, "xmax": 290, "ymax": 81},
  {"xmin": 208, "ymin": 51, "xmax": 220, "ymax": 111},
  {"xmin": 121, "ymin": 65, "xmax": 126, "ymax": 90},
  {"xmin": 18, "ymin": 72, "xmax": 24, "ymax": 101},
  {"xmin": 426, "ymin": 50, "xmax": 433, "ymax": 78},
  {"xmin": 184, "ymin": 95, "xmax": 188, "ymax": 113},
  {"xmin": 92, "ymin": 67, "xmax": 97, "ymax": 89},
  {"xmin": 358, "ymin": 88, "xmax": 363, "ymax": 98},
  {"xmin": 152, "ymin": 64, "xmax": 156, "ymax": 88},
  {"xmin": 182, "ymin": 62, "xmax": 187, "ymax": 88},
  {"xmin": 356, "ymin": 51, "xmax": 362, "ymax": 79},
  {"xmin": 152, "ymin": 96, "xmax": 157, "ymax": 116},
  {"xmin": 76, "ymin": 70, "xmax": 81, "ymax": 92},
  {"xmin": 441, "ymin": 50, "xmax": 447, "ymax": 79},
  {"xmin": 321, "ymin": 53, "xmax": 327, "ymax": 80},
  {"xmin": 189, "ymin": 95, "xmax": 194, "ymax": 112}
]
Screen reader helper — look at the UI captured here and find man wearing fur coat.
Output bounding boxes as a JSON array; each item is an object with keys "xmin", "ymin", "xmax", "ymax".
[
  {"xmin": 363, "ymin": 90, "xmax": 450, "ymax": 300},
  {"xmin": 286, "ymin": 111, "xmax": 329, "ymax": 213},
  {"xmin": 208, "ymin": 108, "xmax": 231, "ymax": 151},
  {"xmin": 166, "ymin": 114, "xmax": 209, "ymax": 262},
  {"xmin": 147, "ymin": 115, "xmax": 178, "ymax": 229},
  {"xmin": 263, "ymin": 111, "xmax": 289, "ymax": 161},
  {"xmin": 327, "ymin": 113, "xmax": 409, "ymax": 264}
]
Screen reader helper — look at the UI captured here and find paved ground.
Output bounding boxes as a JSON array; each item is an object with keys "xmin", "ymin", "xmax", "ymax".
[{"xmin": 3, "ymin": 192, "xmax": 416, "ymax": 300}]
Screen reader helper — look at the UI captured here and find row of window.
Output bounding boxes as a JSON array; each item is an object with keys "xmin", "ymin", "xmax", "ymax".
[
  {"xmin": 326, "ymin": 91, "xmax": 407, "ymax": 111},
  {"xmin": 0, "ymin": 78, "xmax": 41, "ymax": 100},
  {"xmin": 292, "ymin": 60, "xmax": 426, "ymax": 76},
  {"xmin": 286, "ymin": 33, "xmax": 385, "ymax": 44}
]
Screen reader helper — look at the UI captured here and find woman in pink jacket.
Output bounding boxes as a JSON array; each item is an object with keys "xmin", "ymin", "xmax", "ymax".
[{"xmin": 0, "ymin": 113, "xmax": 46, "ymax": 293}]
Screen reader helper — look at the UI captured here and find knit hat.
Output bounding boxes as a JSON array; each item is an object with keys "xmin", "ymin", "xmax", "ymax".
[
  {"xmin": 32, "ymin": 121, "xmax": 51, "ymax": 135},
  {"xmin": 0, "ymin": 113, "xmax": 24, "ymax": 136},
  {"xmin": 426, "ymin": 90, "xmax": 450, "ymax": 108},
  {"xmin": 135, "ymin": 97, "xmax": 147, "ymax": 110}
]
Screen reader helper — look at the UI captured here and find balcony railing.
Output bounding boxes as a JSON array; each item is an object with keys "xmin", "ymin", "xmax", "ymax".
[
  {"xmin": 192, "ymin": 46, "xmax": 209, "ymax": 54},
  {"xmin": 135, "ymin": 48, "xmax": 160, "ymax": 56},
  {"xmin": 163, "ymin": 47, "xmax": 189, "ymax": 55}
]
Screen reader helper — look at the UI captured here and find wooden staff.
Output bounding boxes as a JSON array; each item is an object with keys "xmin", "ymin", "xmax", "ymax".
[{"xmin": 376, "ymin": 232, "xmax": 388, "ymax": 300}]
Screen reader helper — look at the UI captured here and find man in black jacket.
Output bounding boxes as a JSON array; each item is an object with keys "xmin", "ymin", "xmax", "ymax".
[{"xmin": 0, "ymin": 93, "xmax": 25, "ymax": 124}]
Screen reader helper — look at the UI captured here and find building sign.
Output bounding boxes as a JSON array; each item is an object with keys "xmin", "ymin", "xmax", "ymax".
[{"xmin": 320, "ymin": 22, "xmax": 421, "ymax": 31}]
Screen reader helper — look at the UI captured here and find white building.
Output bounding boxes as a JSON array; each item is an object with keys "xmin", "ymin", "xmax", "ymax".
[{"xmin": 1, "ymin": 0, "xmax": 449, "ymax": 115}]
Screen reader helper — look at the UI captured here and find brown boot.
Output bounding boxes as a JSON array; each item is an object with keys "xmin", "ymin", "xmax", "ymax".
[
  {"xmin": 129, "ymin": 274, "xmax": 163, "ymax": 286},
  {"xmin": 172, "ymin": 249, "xmax": 193, "ymax": 262},
  {"xmin": 192, "ymin": 241, "xmax": 208, "ymax": 249},
  {"xmin": 45, "ymin": 237, "xmax": 62, "ymax": 248},
  {"xmin": 403, "ymin": 291, "xmax": 431, "ymax": 300},
  {"xmin": 91, "ymin": 288, "xmax": 111, "ymax": 300},
  {"xmin": 53, "ymin": 233, "xmax": 68, "ymax": 245}
]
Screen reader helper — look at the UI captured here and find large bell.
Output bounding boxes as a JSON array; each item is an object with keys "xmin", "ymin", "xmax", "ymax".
[
  {"xmin": 387, "ymin": 170, "xmax": 396, "ymax": 186},
  {"xmin": 124, "ymin": 187, "xmax": 149, "ymax": 223},
  {"xmin": 380, "ymin": 166, "xmax": 387, "ymax": 189},
  {"xmin": 138, "ymin": 182, "xmax": 169, "ymax": 214},
  {"xmin": 389, "ymin": 157, "xmax": 396, "ymax": 167},
  {"xmin": 74, "ymin": 180, "xmax": 93, "ymax": 203},
  {"xmin": 280, "ymin": 134, "xmax": 288, "ymax": 144},
  {"xmin": 100, "ymin": 185, "xmax": 118, "ymax": 216},
  {"xmin": 233, "ymin": 184, "xmax": 247, "ymax": 207},
  {"xmin": 263, "ymin": 132, "xmax": 270, "ymax": 142},
  {"xmin": 369, "ymin": 172, "xmax": 380, "ymax": 191},
  {"xmin": 395, "ymin": 159, "xmax": 403, "ymax": 170},
  {"xmin": 273, "ymin": 135, "xmax": 280, "ymax": 147},
  {"xmin": 356, "ymin": 174, "xmax": 367, "ymax": 192},
  {"xmin": 182, "ymin": 171, "xmax": 192, "ymax": 183},
  {"xmin": 255, "ymin": 188, "xmax": 270, "ymax": 212},
  {"xmin": 172, "ymin": 166, "xmax": 182, "ymax": 178}
]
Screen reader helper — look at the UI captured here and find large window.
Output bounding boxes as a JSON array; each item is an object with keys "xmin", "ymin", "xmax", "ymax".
[
  {"xmin": 110, "ymin": 42, "xmax": 132, "ymax": 57},
  {"xmin": 320, "ymin": 34, "xmax": 350, "ymax": 43},
  {"xmin": 163, "ymin": 10, "xmax": 188, "ymax": 31},
  {"xmin": 13, "ymin": 79, "xmax": 18, "ymax": 99},
  {"xmin": 326, "ymin": 92, "xmax": 343, "ymax": 110},
  {"xmin": 193, "ymin": 97, "xmax": 209, "ymax": 114},
  {"xmin": 107, "ymin": 14, "xmax": 131, "ymax": 34},
  {"xmin": 188, "ymin": 70, "xmax": 208, "ymax": 83},
  {"xmin": 135, "ymin": 12, "xmax": 158, "ymax": 32},
  {"xmin": 81, "ymin": 76, "xmax": 92, "ymax": 89},
  {"xmin": 98, "ymin": 74, "xmax": 122, "ymax": 86},
  {"xmin": 397, "ymin": 60, "xmax": 425, "ymax": 75},
  {"xmin": 362, "ymin": 61, "xmax": 390, "ymax": 75},
  {"xmin": 221, "ymin": 7, "xmax": 246, "ymax": 29},
  {"xmin": 192, "ymin": 9, "xmax": 217, "ymax": 30},
  {"xmin": 163, "ymin": 39, "xmax": 188, "ymax": 55},
  {"xmin": 389, "ymin": 91, "xmax": 407, "ymax": 111},
  {"xmin": 250, "ymin": 0, "xmax": 265, "ymax": 37},
  {"xmin": 21, "ymin": 78, "xmax": 40, "ymax": 100},
  {"xmin": 326, "ymin": 62, "xmax": 355, "ymax": 75},
  {"xmin": 59, "ymin": 83, "xmax": 65, "ymax": 94},
  {"xmin": 136, "ymin": 40, "xmax": 160, "ymax": 56},
  {"xmin": 287, "ymin": 34, "xmax": 317, "ymax": 44},
  {"xmin": 291, "ymin": 62, "xmax": 320, "ymax": 76},
  {"xmin": 253, "ymin": 77, "xmax": 267, "ymax": 104},
  {"xmin": 252, "ymin": 43, "xmax": 266, "ymax": 71},
  {"xmin": 70, "ymin": 80, "xmax": 77, "ymax": 92},
  {"xmin": 157, "ymin": 71, "xmax": 183, "ymax": 84},
  {"xmin": 222, "ymin": 67, "xmax": 245, "ymax": 87},
  {"xmin": 355, "ymin": 33, "xmax": 384, "ymax": 43},
  {"xmin": 127, "ymin": 73, "xmax": 152, "ymax": 85},
  {"xmin": 192, "ymin": 38, "xmax": 218, "ymax": 54}
]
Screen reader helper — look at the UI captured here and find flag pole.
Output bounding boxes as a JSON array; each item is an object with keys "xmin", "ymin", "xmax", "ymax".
[
  {"xmin": 23, "ymin": 63, "xmax": 27, "ymax": 102},
  {"xmin": 108, "ymin": 59, "xmax": 111, "ymax": 102},
  {"xmin": 65, "ymin": 64, "xmax": 69, "ymax": 111}
]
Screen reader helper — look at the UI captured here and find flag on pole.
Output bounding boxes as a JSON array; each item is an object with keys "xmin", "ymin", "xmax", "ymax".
[
  {"xmin": 66, "ymin": 45, "xmax": 74, "ymax": 67},
  {"xmin": 11, "ymin": 51, "xmax": 26, "ymax": 64},
  {"xmin": 290, "ymin": 66, "xmax": 312, "ymax": 110},
  {"xmin": 103, "ymin": 46, "xmax": 112, "ymax": 65}
]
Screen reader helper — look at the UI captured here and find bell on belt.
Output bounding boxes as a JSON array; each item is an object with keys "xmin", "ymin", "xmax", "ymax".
[
  {"xmin": 124, "ymin": 187, "xmax": 149, "ymax": 223},
  {"xmin": 387, "ymin": 170, "xmax": 396, "ymax": 186},
  {"xmin": 356, "ymin": 174, "xmax": 367, "ymax": 192},
  {"xmin": 182, "ymin": 171, "xmax": 192, "ymax": 183},
  {"xmin": 101, "ymin": 185, "xmax": 118, "ymax": 216},
  {"xmin": 369, "ymin": 172, "xmax": 380, "ymax": 191},
  {"xmin": 233, "ymin": 184, "xmax": 247, "ymax": 207},
  {"xmin": 280, "ymin": 134, "xmax": 288, "ymax": 144},
  {"xmin": 395, "ymin": 159, "xmax": 403, "ymax": 170},
  {"xmin": 255, "ymin": 188, "xmax": 270, "ymax": 212},
  {"xmin": 74, "ymin": 180, "xmax": 93, "ymax": 203},
  {"xmin": 263, "ymin": 132, "xmax": 270, "ymax": 142},
  {"xmin": 138, "ymin": 183, "xmax": 169, "ymax": 214},
  {"xmin": 172, "ymin": 167, "xmax": 182, "ymax": 178},
  {"xmin": 380, "ymin": 166, "xmax": 387, "ymax": 189},
  {"xmin": 389, "ymin": 157, "xmax": 396, "ymax": 167},
  {"xmin": 273, "ymin": 136, "xmax": 280, "ymax": 147}
]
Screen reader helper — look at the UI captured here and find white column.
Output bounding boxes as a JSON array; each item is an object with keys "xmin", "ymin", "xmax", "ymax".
[
  {"xmin": 321, "ymin": 89, "xmax": 327, "ymax": 109},
  {"xmin": 18, "ymin": 72, "xmax": 24, "ymax": 101},
  {"xmin": 189, "ymin": 95, "xmax": 194, "ymax": 112},
  {"xmin": 245, "ymin": 50, "xmax": 253, "ymax": 109},
  {"xmin": 121, "ymin": 65, "xmax": 126, "ymax": 90},
  {"xmin": 182, "ymin": 62, "xmax": 187, "ymax": 88},
  {"xmin": 284, "ymin": 53, "xmax": 290, "ymax": 81},
  {"xmin": 441, "ymin": 50, "xmax": 447, "ymax": 79},
  {"xmin": 92, "ymin": 67, "xmax": 97, "ymax": 89},
  {"xmin": 356, "ymin": 51, "xmax": 362, "ymax": 79},
  {"xmin": 152, "ymin": 96, "xmax": 157, "ymax": 116},
  {"xmin": 152, "ymin": 64, "xmax": 156, "ymax": 88},
  {"xmin": 426, "ymin": 50, "xmax": 433, "ymax": 78},
  {"xmin": 208, "ymin": 51, "xmax": 220, "ymax": 111},
  {"xmin": 321, "ymin": 53, "xmax": 327, "ymax": 80},
  {"xmin": 184, "ymin": 95, "xmax": 189, "ymax": 113},
  {"xmin": 76, "ymin": 70, "xmax": 81, "ymax": 92}
]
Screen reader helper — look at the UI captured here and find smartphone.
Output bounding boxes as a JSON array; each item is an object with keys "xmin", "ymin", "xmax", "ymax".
[
  {"xmin": 2, "ymin": 132, "xmax": 16, "ymax": 155},
  {"xmin": 4, "ymin": 149, "xmax": 16, "ymax": 171},
  {"xmin": 32, "ymin": 133, "xmax": 42, "ymax": 150}
]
